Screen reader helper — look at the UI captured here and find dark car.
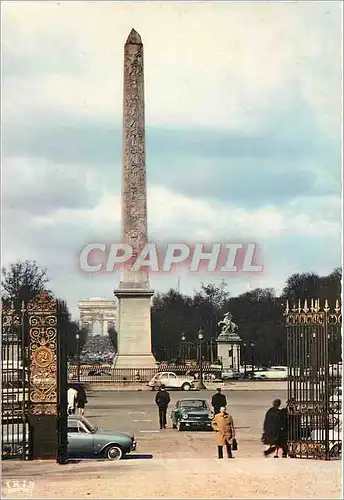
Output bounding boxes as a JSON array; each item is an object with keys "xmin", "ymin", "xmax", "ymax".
[{"xmin": 171, "ymin": 399, "xmax": 213, "ymax": 431}]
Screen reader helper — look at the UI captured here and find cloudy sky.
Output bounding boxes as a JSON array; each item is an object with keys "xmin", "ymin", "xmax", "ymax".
[{"xmin": 2, "ymin": 1, "xmax": 342, "ymax": 319}]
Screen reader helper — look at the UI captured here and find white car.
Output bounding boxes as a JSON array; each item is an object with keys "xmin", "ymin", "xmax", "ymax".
[
  {"xmin": 310, "ymin": 418, "xmax": 342, "ymax": 458},
  {"xmin": 221, "ymin": 369, "xmax": 241, "ymax": 380},
  {"xmin": 252, "ymin": 366, "xmax": 288, "ymax": 380},
  {"xmin": 148, "ymin": 372, "xmax": 195, "ymax": 391},
  {"xmin": 2, "ymin": 367, "xmax": 29, "ymax": 422},
  {"xmin": 329, "ymin": 386, "xmax": 342, "ymax": 412}
]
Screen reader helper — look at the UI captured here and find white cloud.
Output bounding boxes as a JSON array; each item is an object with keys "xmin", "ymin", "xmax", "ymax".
[
  {"xmin": 10, "ymin": 184, "xmax": 338, "ymax": 242},
  {"xmin": 2, "ymin": 157, "xmax": 102, "ymax": 213},
  {"xmin": 1, "ymin": 2, "xmax": 341, "ymax": 319},
  {"xmin": 2, "ymin": 1, "xmax": 341, "ymax": 132}
]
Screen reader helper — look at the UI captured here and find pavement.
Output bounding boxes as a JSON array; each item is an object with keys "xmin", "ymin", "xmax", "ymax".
[{"xmin": 2, "ymin": 387, "xmax": 342, "ymax": 499}]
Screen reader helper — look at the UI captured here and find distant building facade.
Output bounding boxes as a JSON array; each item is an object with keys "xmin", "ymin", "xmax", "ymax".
[{"xmin": 78, "ymin": 297, "xmax": 117, "ymax": 336}]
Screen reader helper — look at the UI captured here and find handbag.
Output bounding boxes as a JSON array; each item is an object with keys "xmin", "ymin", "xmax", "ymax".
[{"xmin": 232, "ymin": 438, "xmax": 238, "ymax": 451}]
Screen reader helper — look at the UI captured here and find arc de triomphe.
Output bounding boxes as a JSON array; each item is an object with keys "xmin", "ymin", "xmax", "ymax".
[{"xmin": 78, "ymin": 297, "xmax": 117, "ymax": 336}]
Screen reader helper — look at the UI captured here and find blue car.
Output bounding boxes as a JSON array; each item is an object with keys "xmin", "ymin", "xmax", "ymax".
[
  {"xmin": 171, "ymin": 399, "xmax": 213, "ymax": 431},
  {"xmin": 67, "ymin": 416, "xmax": 136, "ymax": 460}
]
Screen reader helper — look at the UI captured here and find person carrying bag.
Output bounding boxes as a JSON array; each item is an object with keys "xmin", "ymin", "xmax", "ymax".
[{"xmin": 211, "ymin": 406, "xmax": 236, "ymax": 459}]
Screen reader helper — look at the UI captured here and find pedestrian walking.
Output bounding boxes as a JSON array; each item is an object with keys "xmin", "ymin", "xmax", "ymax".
[
  {"xmin": 211, "ymin": 387, "xmax": 227, "ymax": 415},
  {"xmin": 75, "ymin": 384, "xmax": 88, "ymax": 416},
  {"xmin": 155, "ymin": 384, "xmax": 171, "ymax": 429},
  {"xmin": 67, "ymin": 386, "xmax": 77, "ymax": 415},
  {"xmin": 211, "ymin": 406, "xmax": 236, "ymax": 459},
  {"xmin": 262, "ymin": 398, "xmax": 285, "ymax": 457}
]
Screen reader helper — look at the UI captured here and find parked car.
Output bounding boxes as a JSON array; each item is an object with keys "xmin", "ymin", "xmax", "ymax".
[
  {"xmin": 2, "ymin": 367, "xmax": 29, "ymax": 422},
  {"xmin": 171, "ymin": 399, "xmax": 213, "ymax": 431},
  {"xmin": 87, "ymin": 369, "xmax": 112, "ymax": 377},
  {"xmin": 329, "ymin": 386, "xmax": 342, "ymax": 412},
  {"xmin": 148, "ymin": 372, "xmax": 195, "ymax": 391},
  {"xmin": 221, "ymin": 369, "xmax": 241, "ymax": 380},
  {"xmin": 310, "ymin": 417, "xmax": 342, "ymax": 458},
  {"xmin": 329, "ymin": 363, "xmax": 342, "ymax": 377},
  {"xmin": 67, "ymin": 416, "xmax": 136, "ymax": 460},
  {"xmin": 252, "ymin": 366, "xmax": 288, "ymax": 380},
  {"xmin": 2, "ymin": 424, "xmax": 29, "ymax": 459},
  {"xmin": 2, "ymin": 417, "xmax": 136, "ymax": 461}
]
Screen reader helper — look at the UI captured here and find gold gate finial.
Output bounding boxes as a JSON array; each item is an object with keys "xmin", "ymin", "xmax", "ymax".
[
  {"xmin": 303, "ymin": 299, "xmax": 309, "ymax": 313},
  {"xmin": 324, "ymin": 299, "xmax": 330, "ymax": 312}
]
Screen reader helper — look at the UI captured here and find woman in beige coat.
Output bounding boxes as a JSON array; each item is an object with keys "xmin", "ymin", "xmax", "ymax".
[{"xmin": 211, "ymin": 406, "xmax": 235, "ymax": 459}]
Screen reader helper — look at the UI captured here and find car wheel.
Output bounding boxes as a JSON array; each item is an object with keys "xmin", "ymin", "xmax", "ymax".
[
  {"xmin": 105, "ymin": 445, "xmax": 123, "ymax": 460},
  {"xmin": 182, "ymin": 383, "xmax": 191, "ymax": 391},
  {"xmin": 177, "ymin": 422, "xmax": 184, "ymax": 431},
  {"xmin": 16, "ymin": 444, "xmax": 24, "ymax": 455},
  {"xmin": 153, "ymin": 385, "xmax": 160, "ymax": 391},
  {"xmin": 329, "ymin": 443, "xmax": 341, "ymax": 458}
]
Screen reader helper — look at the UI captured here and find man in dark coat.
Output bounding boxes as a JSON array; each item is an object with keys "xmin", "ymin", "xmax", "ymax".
[
  {"xmin": 279, "ymin": 407, "xmax": 289, "ymax": 458},
  {"xmin": 212, "ymin": 388, "xmax": 227, "ymax": 415},
  {"xmin": 75, "ymin": 384, "xmax": 88, "ymax": 416},
  {"xmin": 155, "ymin": 384, "xmax": 171, "ymax": 429},
  {"xmin": 262, "ymin": 398, "xmax": 284, "ymax": 457}
]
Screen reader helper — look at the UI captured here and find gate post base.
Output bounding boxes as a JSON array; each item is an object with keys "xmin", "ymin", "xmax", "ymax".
[{"xmin": 28, "ymin": 415, "xmax": 58, "ymax": 460}]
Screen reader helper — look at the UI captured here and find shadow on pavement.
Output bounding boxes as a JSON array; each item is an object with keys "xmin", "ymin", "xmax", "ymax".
[{"xmin": 122, "ymin": 454, "xmax": 153, "ymax": 460}]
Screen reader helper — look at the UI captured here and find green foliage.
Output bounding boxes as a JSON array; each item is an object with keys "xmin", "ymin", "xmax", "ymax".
[
  {"xmin": 1, "ymin": 260, "xmax": 51, "ymax": 308},
  {"xmin": 152, "ymin": 269, "xmax": 341, "ymax": 364},
  {"xmin": 58, "ymin": 301, "xmax": 88, "ymax": 358},
  {"xmin": 1, "ymin": 260, "xmax": 87, "ymax": 357}
]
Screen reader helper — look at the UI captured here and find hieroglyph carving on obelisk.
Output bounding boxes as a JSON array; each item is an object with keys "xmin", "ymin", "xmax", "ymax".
[
  {"xmin": 113, "ymin": 29, "xmax": 156, "ymax": 368},
  {"xmin": 120, "ymin": 28, "xmax": 149, "ymax": 290}
]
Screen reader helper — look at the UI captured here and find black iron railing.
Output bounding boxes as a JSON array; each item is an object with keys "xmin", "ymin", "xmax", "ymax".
[{"xmin": 285, "ymin": 299, "xmax": 342, "ymax": 460}]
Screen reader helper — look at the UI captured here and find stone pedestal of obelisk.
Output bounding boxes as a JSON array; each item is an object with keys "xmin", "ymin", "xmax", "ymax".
[{"xmin": 113, "ymin": 29, "xmax": 156, "ymax": 368}]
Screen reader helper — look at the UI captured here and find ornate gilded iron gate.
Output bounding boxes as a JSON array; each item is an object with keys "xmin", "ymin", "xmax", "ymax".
[
  {"xmin": 285, "ymin": 299, "xmax": 342, "ymax": 460},
  {"xmin": 1, "ymin": 302, "xmax": 29, "ymax": 460},
  {"xmin": 1, "ymin": 293, "xmax": 68, "ymax": 462}
]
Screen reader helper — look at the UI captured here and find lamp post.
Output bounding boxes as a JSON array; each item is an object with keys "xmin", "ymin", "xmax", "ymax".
[
  {"xmin": 76, "ymin": 332, "xmax": 80, "ymax": 382},
  {"xmin": 243, "ymin": 343, "xmax": 247, "ymax": 378},
  {"xmin": 250, "ymin": 342, "xmax": 255, "ymax": 378},
  {"xmin": 208, "ymin": 338, "xmax": 216, "ymax": 364},
  {"xmin": 181, "ymin": 333, "xmax": 186, "ymax": 365},
  {"xmin": 196, "ymin": 328, "xmax": 206, "ymax": 390}
]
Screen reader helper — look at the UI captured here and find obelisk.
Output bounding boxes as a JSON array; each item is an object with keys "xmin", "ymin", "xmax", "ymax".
[{"xmin": 113, "ymin": 29, "xmax": 156, "ymax": 368}]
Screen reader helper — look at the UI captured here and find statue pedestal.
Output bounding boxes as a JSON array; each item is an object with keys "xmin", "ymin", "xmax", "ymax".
[
  {"xmin": 113, "ymin": 289, "xmax": 157, "ymax": 368},
  {"xmin": 216, "ymin": 332, "xmax": 242, "ymax": 371}
]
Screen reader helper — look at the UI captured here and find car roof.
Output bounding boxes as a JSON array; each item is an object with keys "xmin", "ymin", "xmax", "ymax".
[{"xmin": 179, "ymin": 398, "xmax": 207, "ymax": 403}]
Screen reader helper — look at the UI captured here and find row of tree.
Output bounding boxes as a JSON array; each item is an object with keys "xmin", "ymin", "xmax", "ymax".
[
  {"xmin": 1, "ymin": 260, "xmax": 88, "ymax": 357},
  {"xmin": 151, "ymin": 269, "xmax": 342, "ymax": 364},
  {"xmin": 1, "ymin": 260, "xmax": 341, "ymax": 363}
]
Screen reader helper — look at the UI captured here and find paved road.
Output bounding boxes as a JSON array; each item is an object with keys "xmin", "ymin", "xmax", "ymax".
[
  {"xmin": 3, "ymin": 389, "xmax": 341, "ymax": 499},
  {"xmin": 83, "ymin": 388, "xmax": 287, "ymax": 458}
]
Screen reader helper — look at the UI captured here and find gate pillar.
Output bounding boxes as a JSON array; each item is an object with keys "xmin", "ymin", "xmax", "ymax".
[{"xmin": 27, "ymin": 292, "xmax": 67, "ymax": 461}]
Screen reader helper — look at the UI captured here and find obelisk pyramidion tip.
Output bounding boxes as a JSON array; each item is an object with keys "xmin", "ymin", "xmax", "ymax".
[{"xmin": 125, "ymin": 29, "xmax": 142, "ymax": 45}]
